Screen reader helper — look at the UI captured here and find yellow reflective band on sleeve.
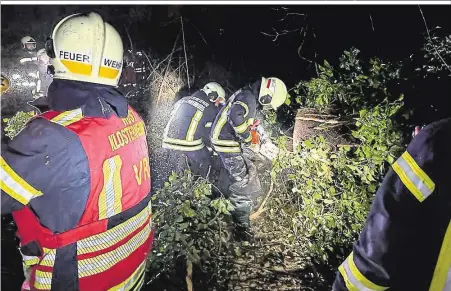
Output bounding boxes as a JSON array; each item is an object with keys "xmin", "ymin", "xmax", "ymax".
[
  {"xmin": 186, "ymin": 110, "xmax": 204, "ymax": 142},
  {"xmin": 212, "ymin": 145, "xmax": 241, "ymax": 153},
  {"xmin": 163, "ymin": 138, "xmax": 203, "ymax": 147},
  {"xmin": 233, "ymin": 120, "xmax": 250, "ymax": 134},
  {"xmin": 162, "ymin": 142, "xmax": 205, "ymax": 152},
  {"xmin": 0, "ymin": 156, "xmax": 43, "ymax": 205},
  {"xmin": 234, "ymin": 101, "xmax": 249, "ymax": 118},
  {"xmin": 244, "ymin": 133, "xmax": 252, "ymax": 143},
  {"xmin": 34, "ymin": 270, "xmax": 53, "ymax": 290},
  {"xmin": 212, "ymin": 105, "xmax": 230, "ymax": 142},
  {"xmin": 211, "ymin": 139, "xmax": 240, "ymax": 147},
  {"xmin": 392, "ymin": 151, "xmax": 435, "ymax": 202},
  {"xmin": 429, "ymin": 221, "xmax": 451, "ymax": 291},
  {"xmin": 339, "ymin": 252, "xmax": 389, "ymax": 291},
  {"xmin": 50, "ymin": 108, "xmax": 83, "ymax": 127},
  {"xmin": 98, "ymin": 155, "xmax": 123, "ymax": 220},
  {"xmin": 108, "ymin": 260, "xmax": 146, "ymax": 291}
]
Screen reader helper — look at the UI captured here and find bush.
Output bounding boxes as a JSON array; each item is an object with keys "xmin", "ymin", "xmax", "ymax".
[
  {"xmin": 293, "ymin": 48, "xmax": 402, "ymax": 115},
  {"xmin": 3, "ymin": 110, "xmax": 35, "ymax": 139},
  {"xmin": 269, "ymin": 48, "xmax": 407, "ymax": 265},
  {"xmin": 272, "ymin": 98, "xmax": 404, "ymax": 263},
  {"xmin": 147, "ymin": 170, "xmax": 234, "ymax": 285}
]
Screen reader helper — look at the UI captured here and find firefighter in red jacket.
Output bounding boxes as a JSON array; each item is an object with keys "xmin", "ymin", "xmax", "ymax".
[
  {"xmin": 333, "ymin": 117, "xmax": 451, "ymax": 291},
  {"xmin": 1, "ymin": 12, "xmax": 153, "ymax": 291}
]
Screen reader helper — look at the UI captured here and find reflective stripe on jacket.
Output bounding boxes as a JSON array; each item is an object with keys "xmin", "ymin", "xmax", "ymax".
[
  {"xmin": 210, "ymin": 87, "xmax": 257, "ymax": 153},
  {"xmin": 333, "ymin": 117, "xmax": 451, "ymax": 291},
  {"xmin": 163, "ymin": 90, "xmax": 219, "ymax": 152}
]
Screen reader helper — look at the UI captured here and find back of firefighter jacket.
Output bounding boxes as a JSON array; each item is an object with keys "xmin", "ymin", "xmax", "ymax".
[
  {"xmin": 210, "ymin": 87, "xmax": 257, "ymax": 154},
  {"xmin": 1, "ymin": 79, "xmax": 153, "ymax": 291},
  {"xmin": 163, "ymin": 90, "xmax": 219, "ymax": 151},
  {"xmin": 333, "ymin": 117, "xmax": 451, "ymax": 291}
]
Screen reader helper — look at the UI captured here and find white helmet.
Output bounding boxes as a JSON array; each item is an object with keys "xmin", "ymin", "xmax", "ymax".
[
  {"xmin": 47, "ymin": 12, "xmax": 124, "ymax": 87},
  {"xmin": 258, "ymin": 77, "xmax": 288, "ymax": 110},
  {"xmin": 202, "ymin": 82, "xmax": 226, "ymax": 103},
  {"xmin": 21, "ymin": 36, "xmax": 36, "ymax": 51}
]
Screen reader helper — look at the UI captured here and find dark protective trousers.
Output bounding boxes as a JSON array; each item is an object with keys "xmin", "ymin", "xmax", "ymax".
[
  {"xmin": 216, "ymin": 152, "xmax": 263, "ymax": 226},
  {"xmin": 151, "ymin": 147, "xmax": 215, "ymax": 191},
  {"xmin": 184, "ymin": 147, "xmax": 215, "ymax": 178}
]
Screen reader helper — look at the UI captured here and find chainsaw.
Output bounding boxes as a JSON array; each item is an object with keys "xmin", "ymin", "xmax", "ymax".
[{"xmin": 246, "ymin": 120, "xmax": 280, "ymax": 162}]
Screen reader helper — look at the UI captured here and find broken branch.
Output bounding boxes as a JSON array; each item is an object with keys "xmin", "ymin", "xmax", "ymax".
[{"xmin": 250, "ymin": 180, "xmax": 274, "ymax": 221}]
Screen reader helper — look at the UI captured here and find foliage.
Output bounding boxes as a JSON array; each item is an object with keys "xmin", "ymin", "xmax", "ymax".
[
  {"xmin": 269, "ymin": 49, "xmax": 407, "ymax": 265},
  {"xmin": 3, "ymin": 110, "xmax": 35, "ymax": 139},
  {"xmin": 418, "ymin": 31, "xmax": 451, "ymax": 76},
  {"xmin": 147, "ymin": 170, "xmax": 233, "ymax": 282},
  {"xmin": 293, "ymin": 48, "xmax": 402, "ymax": 115},
  {"xmin": 271, "ymin": 98, "xmax": 404, "ymax": 263}
]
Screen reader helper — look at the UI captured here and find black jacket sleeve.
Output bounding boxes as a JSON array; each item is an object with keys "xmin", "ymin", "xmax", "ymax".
[
  {"xmin": 228, "ymin": 90, "xmax": 257, "ymax": 144},
  {"xmin": 333, "ymin": 118, "xmax": 450, "ymax": 290},
  {"xmin": 1, "ymin": 117, "xmax": 90, "ymax": 233}
]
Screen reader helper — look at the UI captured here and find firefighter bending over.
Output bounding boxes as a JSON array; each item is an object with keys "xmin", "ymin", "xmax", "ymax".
[
  {"xmin": 210, "ymin": 77, "xmax": 287, "ymax": 240},
  {"xmin": 333, "ymin": 117, "xmax": 451, "ymax": 291},
  {"xmin": 156, "ymin": 82, "xmax": 226, "ymax": 188},
  {"xmin": 1, "ymin": 12, "xmax": 153, "ymax": 291}
]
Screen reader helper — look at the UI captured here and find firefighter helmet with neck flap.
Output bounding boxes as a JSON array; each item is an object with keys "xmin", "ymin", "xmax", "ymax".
[
  {"xmin": 47, "ymin": 12, "xmax": 124, "ymax": 87},
  {"xmin": 258, "ymin": 77, "xmax": 288, "ymax": 110}
]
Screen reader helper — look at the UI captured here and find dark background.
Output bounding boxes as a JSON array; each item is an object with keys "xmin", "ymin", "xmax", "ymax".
[
  {"xmin": 2, "ymin": 5, "xmax": 450, "ymax": 123},
  {"xmin": 2, "ymin": 5, "xmax": 450, "ymax": 85}
]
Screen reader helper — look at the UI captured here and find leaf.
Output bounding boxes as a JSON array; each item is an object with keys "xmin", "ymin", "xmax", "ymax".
[
  {"xmin": 304, "ymin": 140, "xmax": 313, "ymax": 149},
  {"xmin": 178, "ymin": 222, "xmax": 189, "ymax": 230},
  {"xmin": 285, "ymin": 97, "xmax": 292, "ymax": 105},
  {"xmin": 234, "ymin": 247, "xmax": 242, "ymax": 257},
  {"xmin": 387, "ymin": 155, "xmax": 395, "ymax": 164}
]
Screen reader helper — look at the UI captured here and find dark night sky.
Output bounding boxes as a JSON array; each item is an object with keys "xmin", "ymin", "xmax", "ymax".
[
  {"xmin": 2, "ymin": 5, "xmax": 450, "ymax": 85},
  {"xmin": 1, "ymin": 5, "xmax": 450, "ymax": 122}
]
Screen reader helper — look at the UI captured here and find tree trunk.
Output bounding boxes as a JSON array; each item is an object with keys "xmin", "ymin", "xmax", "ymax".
[{"xmin": 292, "ymin": 107, "xmax": 350, "ymax": 150}]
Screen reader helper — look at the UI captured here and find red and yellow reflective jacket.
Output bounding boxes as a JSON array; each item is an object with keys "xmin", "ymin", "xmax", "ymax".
[
  {"xmin": 1, "ymin": 80, "xmax": 153, "ymax": 291},
  {"xmin": 333, "ymin": 118, "xmax": 451, "ymax": 291}
]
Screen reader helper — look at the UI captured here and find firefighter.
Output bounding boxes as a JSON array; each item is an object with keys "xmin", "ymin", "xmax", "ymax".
[
  {"xmin": 210, "ymin": 77, "xmax": 288, "ymax": 240},
  {"xmin": 34, "ymin": 48, "xmax": 53, "ymax": 98},
  {"xmin": 333, "ymin": 117, "xmax": 451, "ymax": 291},
  {"xmin": 26, "ymin": 49, "xmax": 53, "ymax": 114},
  {"xmin": 120, "ymin": 49, "xmax": 138, "ymax": 89},
  {"xmin": 119, "ymin": 49, "xmax": 148, "ymax": 98},
  {"xmin": 19, "ymin": 36, "xmax": 42, "ymax": 100},
  {"xmin": 133, "ymin": 50, "xmax": 148, "ymax": 86},
  {"xmin": 156, "ymin": 82, "xmax": 226, "ymax": 189},
  {"xmin": 1, "ymin": 12, "xmax": 153, "ymax": 291},
  {"xmin": 1, "ymin": 74, "xmax": 11, "ymax": 95},
  {"xmin": 19, "ymin": 36, "xmax": 38, "ymax": 66},
  {"xmin": 21, "ymin": 36, "xmax": 37, "ymax": 53}
]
